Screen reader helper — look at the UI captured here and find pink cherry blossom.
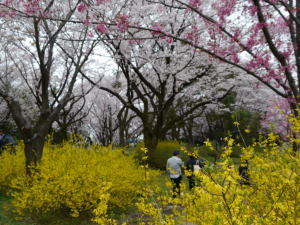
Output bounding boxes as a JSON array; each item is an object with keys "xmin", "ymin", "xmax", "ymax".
[
  {"xmin": 188, "ymin": 0, "xmax": 201, "ymax": 8},
  {"xmin": 77, "ymin": 3, "xmax": 87, "ymax": 13},
  {"xmin": 94, "ymin": 0, "xmax": 110, "ymax": 6},
  {"xmin": 185, "ymin": 26, "xmax": 199, "ymax": 45},
  {"xmin": 166, "ymin": 37, "xmax": 173, "ymax": 43},
  {"xmin": 83, "ymin": 18, "xmax": 91, "ymax": 26},
  {"xmin": 150, "ymin": 23, "xmax": 164, "ymax": 36},
  {"xmin": 231, "ymin": 53, "xmax": 240, "ymax": 63},
  {"xmin": 249, "ymin": 6, "xmax": 257, "ymax": 16},
  {"xmin": 116, "ymin": 14, "xmax": 129, "ymax": 33},
  {"xmin": 246, "ymin": 39, "xmax": 256, "ymax": 49},
  {"xmin": 260, "ymin": 97, "xmax": 291, "ymax": 140},
  {"xmin": 23, "ymin": 0, "xmax": 41, "ymax": 14},
  {"xmin": 4, "ymin": 0, "xmax": 14, "ymax": 5},
  {"xmin": 96, "ymin": 23, "xmax": 108, "ymax": 34}
]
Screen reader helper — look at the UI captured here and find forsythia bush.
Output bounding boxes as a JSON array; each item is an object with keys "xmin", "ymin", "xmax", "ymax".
[
  {"xmin": 0, "ymin": 142, "xmax": 25, "ymax": 194},
  {"xmin": 0, "ymin": 140, "xmax": 159, "ymax": 223},
  {"xmin": 1, "ymin": 117, "xmax": 299, "ymax": 224},
  {"xmin": 179, "ymin": 136, "xmax": 299, "ymax": 225},
  {"xmin": 137, "ymin": 135, "xmax": 299, "ymax": 224}
]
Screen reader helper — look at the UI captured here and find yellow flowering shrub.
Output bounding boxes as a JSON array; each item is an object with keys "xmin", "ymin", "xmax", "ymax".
[
  {"xmin": 177, "ymin": 141, "xmax": 297, "ymax": 224},
  {"xmin": 0, "ymin": 141, "xmax": 159, "ymax": 223},
  {"xmin": 1, "ymin": 115, "xmax": 299, "ymax": 224},
  {"xmin": 137, "ymin": 133, "xmax": 299, "ymax": 224},
  {"xmin": 0, "ymin": 142, "xmax": 25, "ymax": 194}
]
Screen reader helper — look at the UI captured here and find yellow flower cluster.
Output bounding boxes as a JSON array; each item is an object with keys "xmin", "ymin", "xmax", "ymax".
[
  {"xmin": 182, "ymin": 150, "xmax": 298, "ymax": 224},
  {"xmin": 0, "ymin": 142, "xmax": 25, "ymax": 194},
  {"xmin": 0, "ymin": 141, "xmax": 159, "ymax": 224},
  {"xmin": 1, "ymin": 115, "xmax": 299, "ymax": 224},
  {"xmin": 136, "ymin": 121, "xmax": 300, "ymax": 224}
]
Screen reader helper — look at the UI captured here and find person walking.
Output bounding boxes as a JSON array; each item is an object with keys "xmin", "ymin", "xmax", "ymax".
[
  {"xmin": 166, "ymin": 150, "xmax": 184, "ymax": 198},
  {"xmin": 238, "ymin": 160, "xmax": 250, "ymax": 185},
  {"xmin": 186, "ymin": 153, "xmax": 205, "ymax": 190}
]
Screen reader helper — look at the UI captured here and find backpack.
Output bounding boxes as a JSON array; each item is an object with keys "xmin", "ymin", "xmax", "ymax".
[{"xmin": 193, "ymin": 160, "xmax": 201, "ymax": 174}]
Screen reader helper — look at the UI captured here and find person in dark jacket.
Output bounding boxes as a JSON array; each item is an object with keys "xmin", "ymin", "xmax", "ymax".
[
  {"xmin": 238, "ymin": 160, "xmax": 250, "ymax": 185},
  {"xmin": 186, "ymin": 154, "xmax": 205, "ymax": 190},
  {"xmin": 0, "ymin": 129, "xmax": 16, "ymax": 155}
]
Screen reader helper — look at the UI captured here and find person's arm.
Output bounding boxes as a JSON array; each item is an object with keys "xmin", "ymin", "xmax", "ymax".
[
  {"xmin": 166, "ymin": 160, "xmax": 170, "ymax": 173},
  {"xmin": 187, "ymin": 160, "xmax": 193, "ymax": 171},
  {"xmin": 199, "ymin": 159, "xmax": 205, "ymax": 168},
  {"xmin": 178, "ymin": 158, "xmax": 183, "ymax": 167}
]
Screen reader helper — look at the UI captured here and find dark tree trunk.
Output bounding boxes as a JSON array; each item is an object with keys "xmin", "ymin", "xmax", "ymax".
[
  {"xmin": 24, "ymin": 135, "xmax": 45, "ymax": 175},
  {"xmin": 170, "ymin": 127, "xmax": 180, "ymax": 140},
  {"xmin": 143, "ymin": 129, "xmax": 159, "ymax": 155},
  {"xmin": 118, "ymin": 120, "xmax": 126, "ymax": 146},
  {"xmin": 22, "ymin": 124, "xmax": 50, "ymax": 175},
  {"xmin": 183, "ymin": 120, "xmax": 194, "ymax": 144},
  {"xmin": 53, "ymin": 127, "xmax": 68, "ymax": 144},
  {"xmin": 290, "ymin": 101, "xmax": 299, "ymax": 152}
]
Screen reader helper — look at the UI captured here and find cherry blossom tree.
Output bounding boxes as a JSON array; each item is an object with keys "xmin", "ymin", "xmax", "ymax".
[
  {"xmin": 87, "ymin": 90, "xmax": 122, "ymax": 146},
  {"xmin": 166, "ymin": 74, "xmax": 270, "ymax": 144},
  {"xmin": 0, "ymin": 99, "xmax": 17, "ymax": 134},
  {"xmin": 0, "ymin": 0, "xmax": 100, "ymax": 173},
  {"xmin": 260, "ymin": 95, "xmax": 292, "ymax": 139},
  {"xmin": 71, "ymin": 0, "xmax": 300, "ymax": 111},
  {"xmin": 50, "ymin": 81, "xmax": 94, "ymax": 144},
  {"xmin": 3, "ymin": 0, "xmax": 297, "ymax": 109},
  {"xmin": 71, "ymin": 0, "xmax": 299, "ymax": 143},
  {"xmin": 1, "ymin": 0, "xmax": 297, "ymax": 158},
  {"xmin": 145, "ymin": 0, "xmax": 300, "ymax": 113},
  {"xmin": 85, "ymin": 77, "xmax": 141, "ymax": 146},
  {"xmin": 86, "ymin": 5, "xmax": 237, "ymax": 153}
]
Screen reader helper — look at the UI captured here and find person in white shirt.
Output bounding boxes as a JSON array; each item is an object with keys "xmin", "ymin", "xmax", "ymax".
[{"xmin": 166, "ymin": 150, "xmax": 184, "ymax": 198}]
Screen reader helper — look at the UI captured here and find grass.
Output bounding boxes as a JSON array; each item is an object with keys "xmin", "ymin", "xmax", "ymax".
[
  {"xmin": 0, "ymin": 195, "xmax": 27, "ymax": 225},
  {"xmin": 0, "ymin": 195, "xmax": 97, "ymax": 225}
]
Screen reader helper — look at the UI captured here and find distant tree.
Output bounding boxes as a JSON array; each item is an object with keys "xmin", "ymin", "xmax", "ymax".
[
  {"xmin": 0, "ymin": 1, "xmax": 99, "ymax": 174},
  {"xmin": 150, "ymin": 0, "xmax": 300, "ymax": 114},
  {"xmin": 96, "ymin": 39, "xmax": 234, "ymax": 153}
]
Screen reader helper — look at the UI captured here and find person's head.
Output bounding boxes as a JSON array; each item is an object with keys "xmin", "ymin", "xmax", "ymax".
[
  {"xmin": 173, "ymin": 150, "xmax": 180, "ymax": 157},
  {"xmin": 188, "ymin": 152, "xmax": 197, "ymax": 159},
  {"xmin": 240, "ymin": 159, "xmax": 249, "ymax": 167}
]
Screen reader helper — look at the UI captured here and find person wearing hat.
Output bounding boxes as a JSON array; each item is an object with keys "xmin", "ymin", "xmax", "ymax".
[{"xmin": 166, "ymin": 150, "xmax": 184, "ymax": 198}]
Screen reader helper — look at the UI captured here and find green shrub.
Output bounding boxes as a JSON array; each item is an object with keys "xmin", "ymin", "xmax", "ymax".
[
  {"xmin": 150, "ymin": 141, "xmax": 190, "ymax": 169},
  {"xmin": 197, "ymin": 141, "xmax": 242, "ymax": 159}
]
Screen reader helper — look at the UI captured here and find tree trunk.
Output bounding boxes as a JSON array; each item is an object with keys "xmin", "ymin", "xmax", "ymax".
[
  {"xmin": 118, "ymin": 122, "xmax": 125, "ymax": 146},
  {"xmin": 21, "ymin": 123, "xmax": 50, "ymax": 175},
  {"xmin": 290, "ymin": 101, "xmax": 299, "ymax": 152},
  {"xmin": 24, "ymin": 134, "xmax": 47, "ymax": 175},
  {"xmin": 143, "ymin": 129, "xmax": 158, "ymax": 155},
  {"xmin": 53, "ymin": 127, "xmax": 68, "ymax": 144}
]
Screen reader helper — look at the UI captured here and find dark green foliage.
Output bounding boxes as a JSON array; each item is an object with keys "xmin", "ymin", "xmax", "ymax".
[
  {"xmin": 0, "ymin": 121, "xmax": 20, "ymax": 140},
  {"xmin": 204, "ymin": 108, "xmax": 262, "ymax": 147},
  {"xmin": 133, "ymin": 141, "xmax": 190, "ymax": 169},
  {"xmin": 149, "ymin": 141, "xmax": 190, "ymax": 169}
]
